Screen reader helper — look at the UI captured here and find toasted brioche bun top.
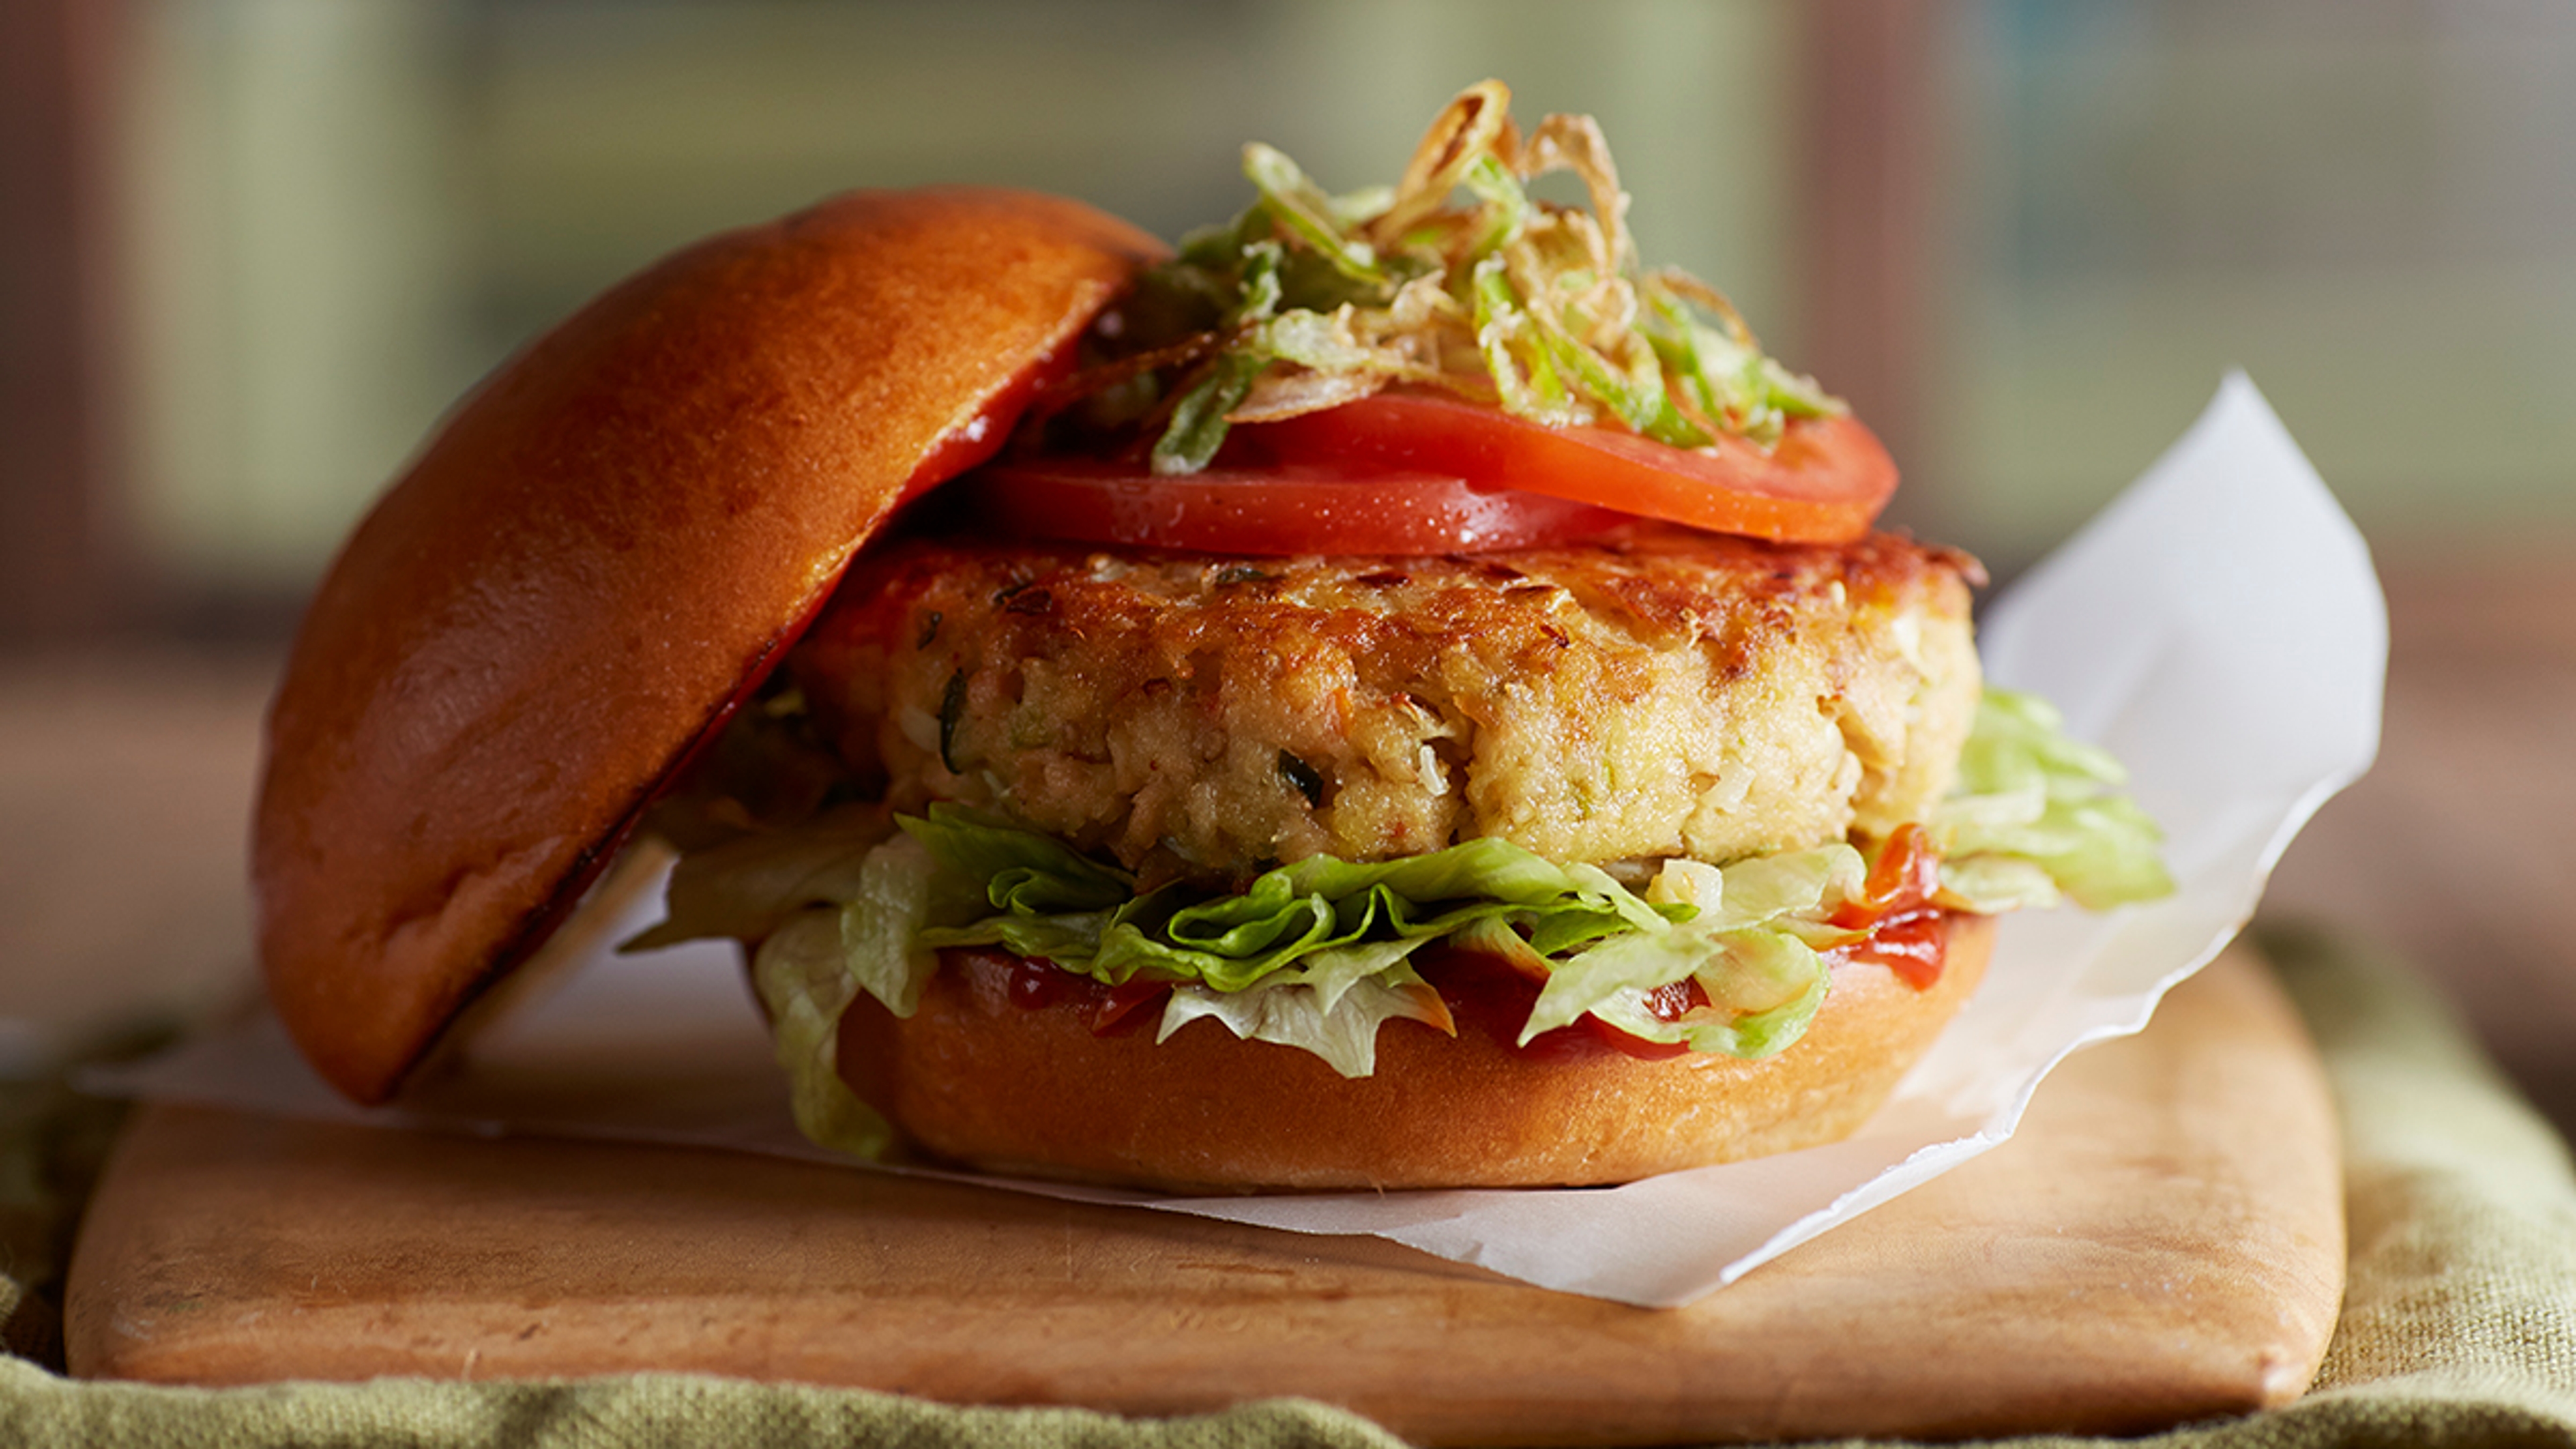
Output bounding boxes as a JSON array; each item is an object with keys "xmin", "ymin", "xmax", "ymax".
[{"xmin": 255, "ymin": 188, "xmax": 1161, "ymax": 1104}]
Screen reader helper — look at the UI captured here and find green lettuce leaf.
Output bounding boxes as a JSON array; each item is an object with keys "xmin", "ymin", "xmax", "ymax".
[
  {"xmin": 750, "ymin": 907, "xmax": 896, "ymax": 1159},
  {"xmin": 1934, "ymin": 690, "xmax": 2176, "ymax": 912},
  {"xmin": 1157, "ymin": 947, "xmax": 1452, "ymax": 1079},
  {"xmin": 1521, "ymin": 845, "xmax": 1862, "ymax": 1057},
  {"xmin": 906, "ymin": 809, "xmax": 1690, "ymax": 996},
  {"xmin": 1577, "ymin": 930, "xmax": 1831, "ymax": 1059},
  {"xmin": 621, "ymin": 804, "xmax": 894, "ymax": 952},
  {"xmin": 839, "ymin": 831, "xmax": 944, "ymax": 1018},
  {"xmin": 895, "ymin": 806, "xmax": 1865, "ymax": 1067}
]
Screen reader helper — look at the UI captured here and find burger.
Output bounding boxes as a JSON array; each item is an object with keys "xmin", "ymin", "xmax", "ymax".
[{"xmin": 254, "ymin": 83, "xmax": 2169, "ymax": 1193}]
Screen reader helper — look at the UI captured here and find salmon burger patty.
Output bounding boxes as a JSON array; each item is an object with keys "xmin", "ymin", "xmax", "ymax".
[{"xmin": 784, "ymin": 524, "xmax": 1984, "ymax": 888}]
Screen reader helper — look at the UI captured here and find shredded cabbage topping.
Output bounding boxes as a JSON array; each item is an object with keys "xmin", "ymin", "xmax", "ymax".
[{"xmin": 1051, "ymin": 79, "xmax": 1843, "ymax": 475}]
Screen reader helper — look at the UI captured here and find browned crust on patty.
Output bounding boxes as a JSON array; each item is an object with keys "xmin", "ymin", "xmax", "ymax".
[
  {"xmin": 838, "ymin": 914, "xmax": 1994, "ymax": 1191},
  {"xmin": 792, "ymin": 526, "xmax": 1983, "ymax": 886},
  {"xmin": 255, "ymin": 189, "xmax": 1161, "ymax": 1104}
]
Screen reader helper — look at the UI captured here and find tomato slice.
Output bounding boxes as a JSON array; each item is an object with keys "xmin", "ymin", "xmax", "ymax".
[
  {"xmin": 967, "ymin": 458, "xmax": 1635, "ymax": 557},
  {"xmin": 1242, "ymin": 391, "xmax": 1898, "ymax": 545}
]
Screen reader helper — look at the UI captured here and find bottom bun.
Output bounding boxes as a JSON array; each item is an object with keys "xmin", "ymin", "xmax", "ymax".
[{"xmin": 837, "ymin": 912, "xmax": 1994, "ymax": 1192}]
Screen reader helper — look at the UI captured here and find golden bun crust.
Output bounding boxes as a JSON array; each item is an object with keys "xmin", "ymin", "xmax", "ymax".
[
  {"xmin": 256, "ymin": 189, "xmax": 1161, "ymax": 1104},
  {"xmin": 837, "ymin": 914, "xmax": 1994, "ymax": 1191}
]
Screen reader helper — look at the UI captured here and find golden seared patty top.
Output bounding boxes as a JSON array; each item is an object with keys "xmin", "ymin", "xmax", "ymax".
[{"xmin": 788, "ymin": 525, "xmax": 1983, "ymax": 885}]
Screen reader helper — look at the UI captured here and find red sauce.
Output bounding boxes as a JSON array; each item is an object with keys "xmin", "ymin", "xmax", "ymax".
[
  {"xmin": 1821, "ymin": 824, "xmax": 1956, "ymax": 990},
  {"xmin": 950, "ymin": 947, "xmax": 1169, "ymax": 1036},
  {"xmin": 1827, "ymin": 907, "xmax": 1949, "ymax": 990},
  {"xmin": 1829, "ymin": 822, "xmax": 1941, "ymax": 932}
]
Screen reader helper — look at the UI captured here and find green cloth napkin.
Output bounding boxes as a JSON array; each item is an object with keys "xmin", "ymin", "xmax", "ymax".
[{"xmin": 1, "ymin": 923, "xmax": 2570, "ymax": 1449}]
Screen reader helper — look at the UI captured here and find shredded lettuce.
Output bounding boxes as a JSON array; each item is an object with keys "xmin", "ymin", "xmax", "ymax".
[
  {"xmin": 623, "ymin": 804, "xmax": 895, "ymax": 952},
  {"xmin": 750, "ymin": 906, "xmax": 895, "ymax": 1159},
  {"xmin": 1521, "ymin": 845, "xmax": 1860, "ymax": 1057},
  {"xmin": 1062, "ymin": 80, "xmax": 1841, "ymax": 473},
  {"xmin": 877, "ymin": 806, "xmax": 1860, "ymax": 1069},
  {"xmin": 839, "ymin": 831, "xmax": 944, "ymax": 1016},
  {"xmin": 904, "ymin": 809, "xmax": 1695, "ymax": 994},
  {"xmin": 1158, "ymin": 949, "xmax": 1454, "ymax": 1079},
  {"xmin": 1932, "ymin": 690, "xmax": 2176, "ymax": 912}
]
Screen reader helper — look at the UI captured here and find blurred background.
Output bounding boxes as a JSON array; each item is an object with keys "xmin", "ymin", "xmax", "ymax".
[{"xmin": 3, "ymin": 1, "xmax": 2571, "ymax": 1127}]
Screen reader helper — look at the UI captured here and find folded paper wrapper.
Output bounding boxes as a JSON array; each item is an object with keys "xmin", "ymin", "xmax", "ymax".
[{"xmin": 91, "ymin": 373, "xmax": 2389, "ymax": 1309}]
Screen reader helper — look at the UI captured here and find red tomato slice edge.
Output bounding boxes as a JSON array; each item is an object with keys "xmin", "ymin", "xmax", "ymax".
[
  {"xmin": 1244, "ymin": 392, "xmax": 1898, "ymax": 545},
  {"xmin": 966, "ymin": 459, "xmax": 1635, "ymax": 557}
]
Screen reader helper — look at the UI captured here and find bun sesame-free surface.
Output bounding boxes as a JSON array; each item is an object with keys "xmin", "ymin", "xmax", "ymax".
[{"xmin": 255, "ymin": 189, "xmax": 1159, "ymax": 1104}]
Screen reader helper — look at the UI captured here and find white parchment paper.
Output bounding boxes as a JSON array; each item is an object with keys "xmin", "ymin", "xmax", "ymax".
[{"xmin": 93, "ymin": 374, "xmax": 2386, "ymax": 1308}]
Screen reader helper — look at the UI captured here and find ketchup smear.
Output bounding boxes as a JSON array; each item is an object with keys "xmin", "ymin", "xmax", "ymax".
[
  {"xmin": 953, "ymin": 947, "xmax": 1172, "ymax": 1036},
  {"xmin": 1822, "ymin": 822, "xmax": 1950, "ymax": 990}
]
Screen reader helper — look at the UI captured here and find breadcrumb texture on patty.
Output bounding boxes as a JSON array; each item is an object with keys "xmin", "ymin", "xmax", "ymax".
[{"xmin": 788, "ymin": 525, "xmax": 1983, "ymax": 886}]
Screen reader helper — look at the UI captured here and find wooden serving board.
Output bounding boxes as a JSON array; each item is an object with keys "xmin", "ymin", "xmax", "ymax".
[{"xmin": 65, "ymin": 947, "xmax": 2342, "ymax": 1446}]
